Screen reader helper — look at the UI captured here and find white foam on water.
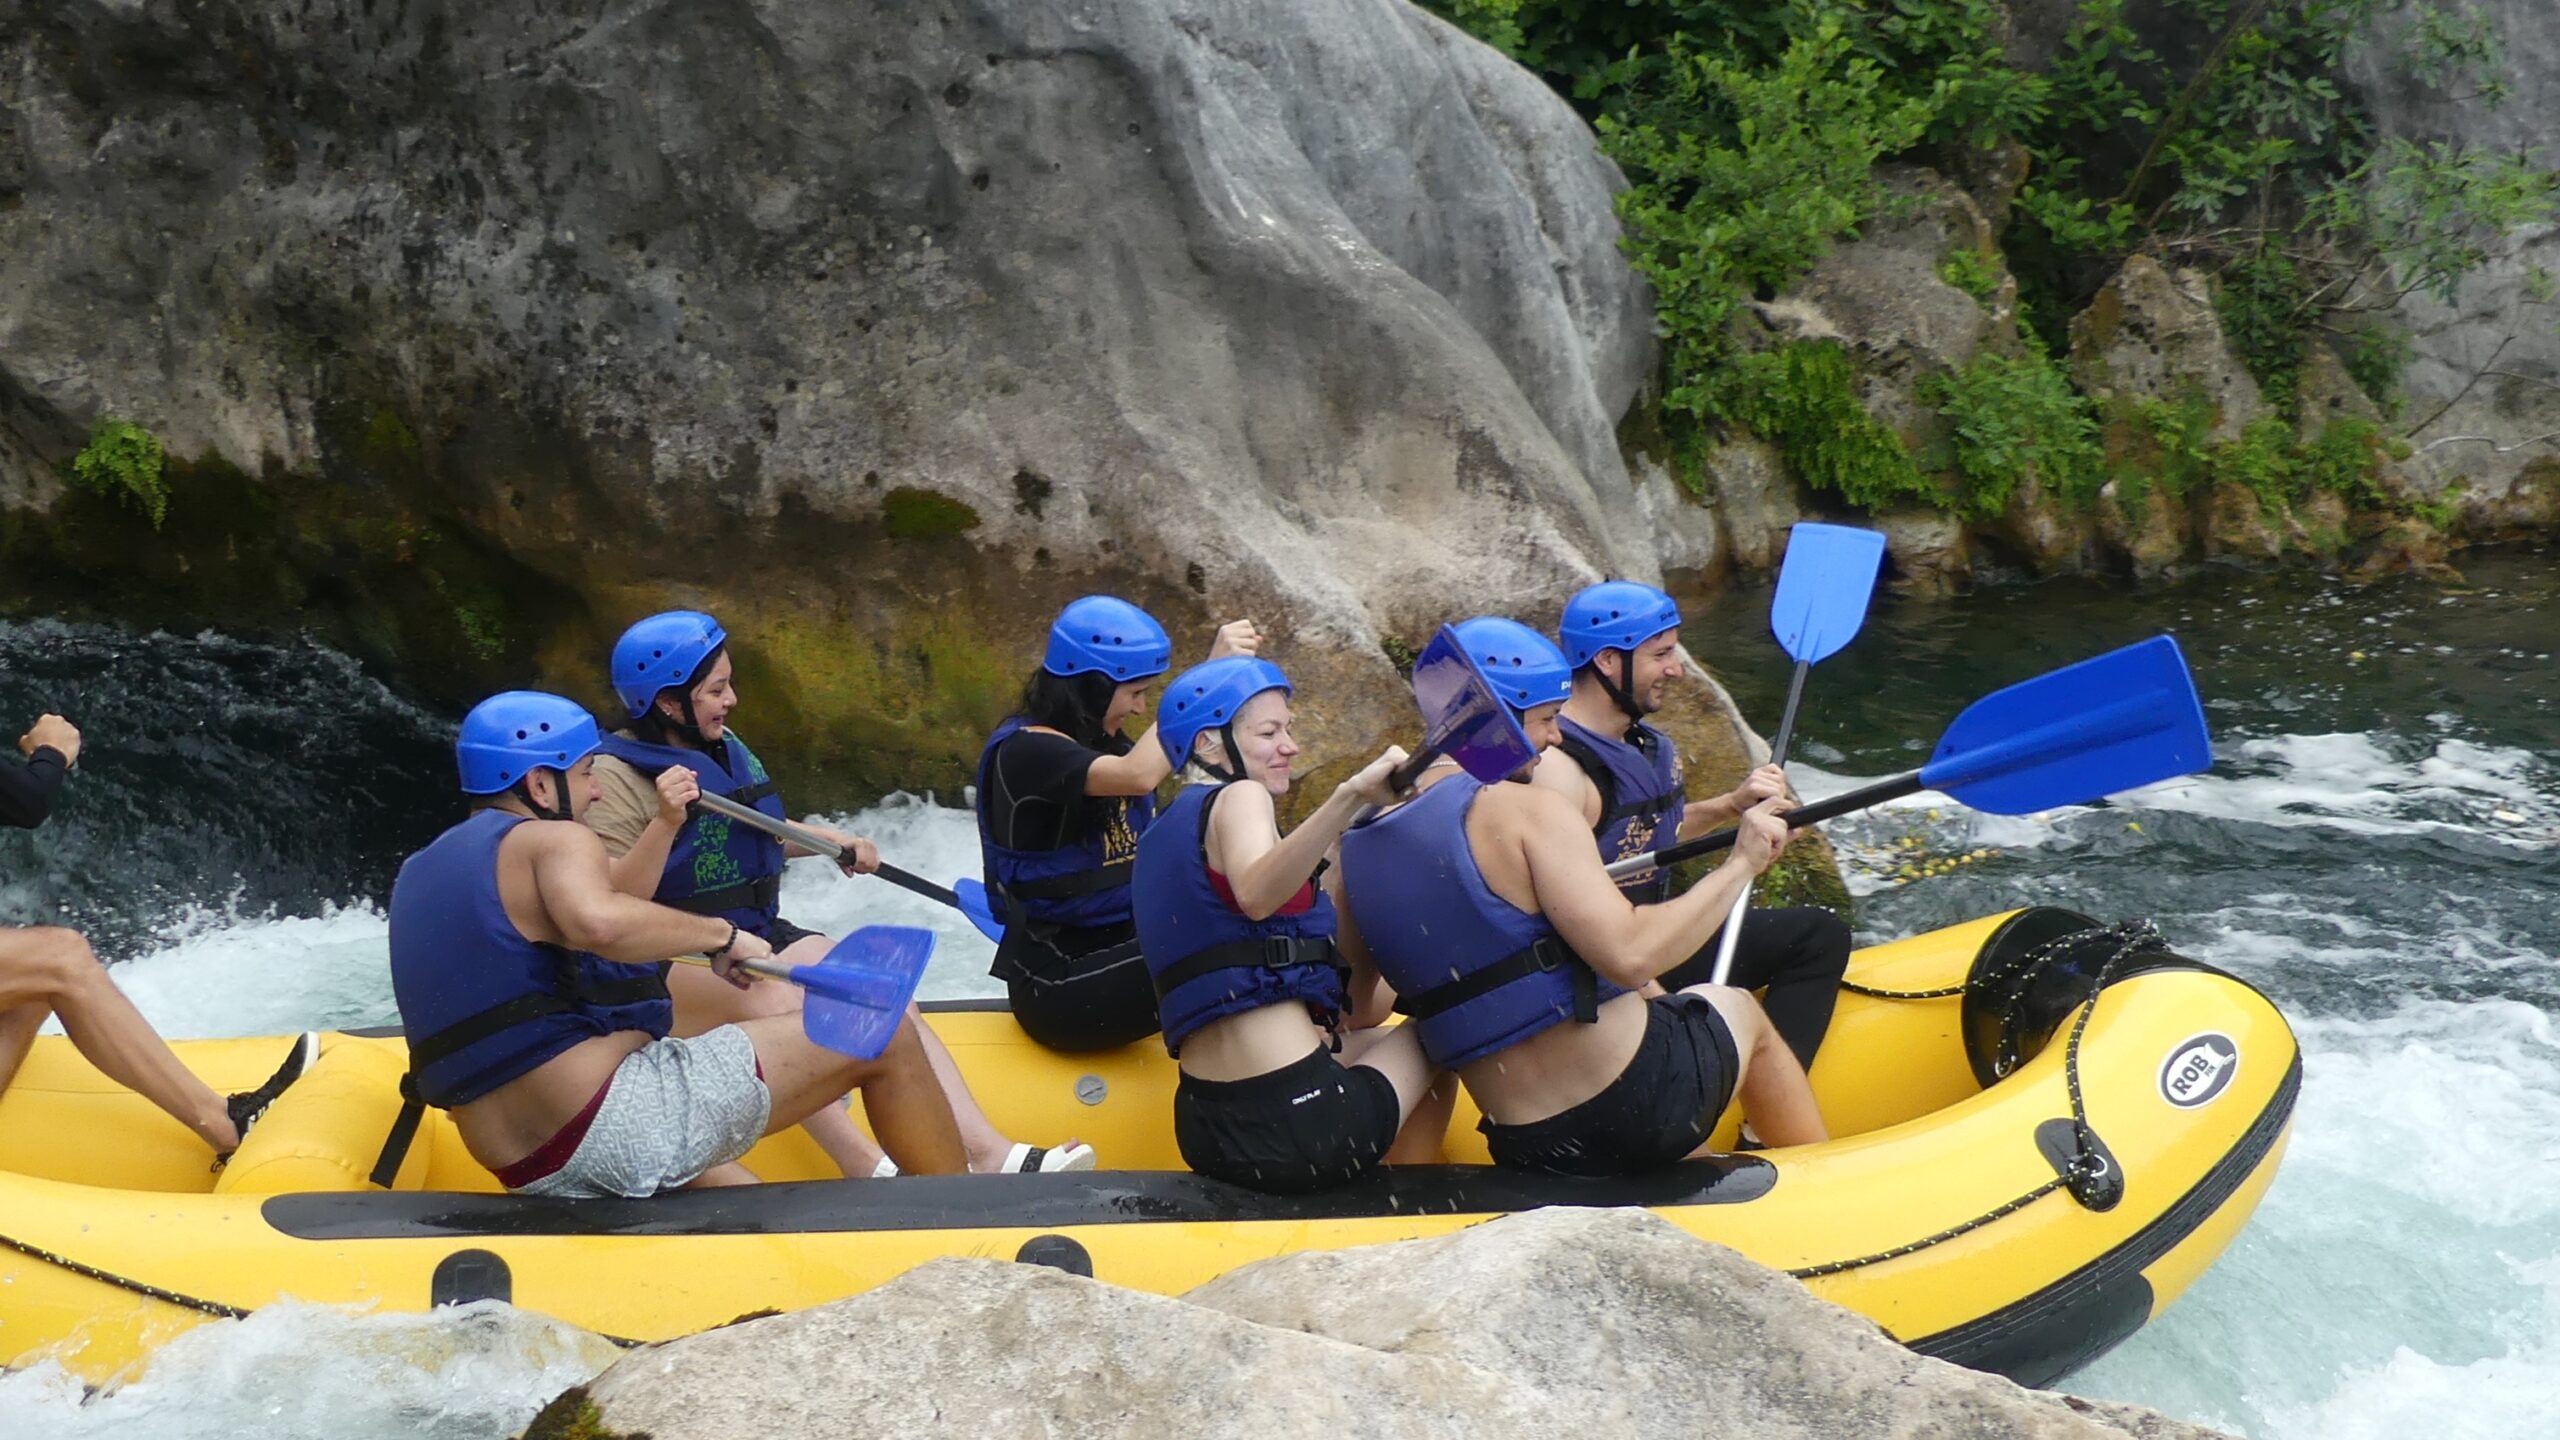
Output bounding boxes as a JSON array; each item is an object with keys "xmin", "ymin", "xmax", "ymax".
[
  {"xmin": 49, "ymin": 794, "xmax": 1004, "ymax": 1044},
  {"xmin": 2067, "ymin": 999, "xmax": 2560, "ymax": 1437},
  {"xmin": 778, "ymin": 793, "xmax": 1003, "ymax": 1000},
  {"xmin": 2, "ymin": 1301, "xmax": 619, "ymax": 1440}
]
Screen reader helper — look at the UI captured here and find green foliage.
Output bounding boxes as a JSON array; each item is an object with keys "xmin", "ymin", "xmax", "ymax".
[
  {"xmin": 2335, "ymin": 323, "xmax": 2412, "ymax": 411},
  {"xmin": 1722, "ymin": 342, "xmax": 1934, "ymax": 512},
  {"xmin": 1599, "ymin": 8, "xmax": 1933, "ymax": 443},
  {"xmin": 2406, "ymin": 478, "xmax": 2466, "ymax": 531},
  {"xmin": 69, "ymin": 418, "xmax": 171, "ymax": 528},
  {"xmin": 1936, "ymin": 247, "xmax": 2002, "ymax": 301},
  {"xmin": 2213, "ymin": 250, "xmax": 2311, "ymax": 412},
  {"xmin": 2326, "ymin": 138, "xmax": 2560, "ymax": 304},
  {"xmin": 2210, "ymin": 415, "xmax": 2306, "ymax": 510},
  {"xmin": 1927, "ymin": 349, "xmax": 2107, "ymax": 513},
  {"xmin": 1411, "ymin": 0, "xmax": 2551, "ymax": 529},
  {"xmin": 2301, "ymin": 415, "xmax": 2391, "ymax": 509}
]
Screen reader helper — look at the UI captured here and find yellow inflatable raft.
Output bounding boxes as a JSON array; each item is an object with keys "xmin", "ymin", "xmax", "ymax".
[{"xmin": 0, "ymin": 908, "xmax": 2295, "ymax": 1388}]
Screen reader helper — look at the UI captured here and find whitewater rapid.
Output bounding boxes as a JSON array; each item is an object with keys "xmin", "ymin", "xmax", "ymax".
[{"xmin": 7, "ymin": 551, "xmax": 2556, "ymax": 1437}]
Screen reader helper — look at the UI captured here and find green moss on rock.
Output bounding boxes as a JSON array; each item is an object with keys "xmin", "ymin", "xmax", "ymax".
[
  {"xmin": 520, "ymin": 1386, "xmax": 649, "ymax": 1440},
  {"xmin": 879, "ymin": 486, "xmax": 982, "ymax": 540}
]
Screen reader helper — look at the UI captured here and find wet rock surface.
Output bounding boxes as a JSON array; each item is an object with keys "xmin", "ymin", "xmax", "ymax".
[{"xmin": 555, "ymin": 1208, "xmax": 2231, "ymax": 1440}]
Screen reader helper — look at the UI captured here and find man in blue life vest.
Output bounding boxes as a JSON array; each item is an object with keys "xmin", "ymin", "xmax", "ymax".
[
  {"xmin": 1338, "ymin": 618, "xmax": 1827, "ymax": 1177},
  {"xmin": 387, "ymin": 691, "xmax": 963, "ymax": 1197},
  {"xmin": 1533, "ymin": 581, "xmax": 1852, "ymax": 1078}
]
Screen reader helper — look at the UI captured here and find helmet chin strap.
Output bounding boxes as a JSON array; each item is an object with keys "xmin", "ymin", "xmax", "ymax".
[
  {"xmin": 1195, "ymin": 728, "xmax": 1248, "ymax": 784},
  {"xmin": 653, "ymin": 692, "xmax": 713, "ymax": 749},
  {"xmin": 514, "ymin": 767, "xmax": 576, "ymax": 822},
  {"xmin": 1595, "ymin": 649, "xmax": 1648, "ymax": 725}
]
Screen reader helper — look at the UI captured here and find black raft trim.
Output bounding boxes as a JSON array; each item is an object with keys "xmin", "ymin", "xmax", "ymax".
[
  {"xmin": 261, "ymin": 1156, "xmax": 1777, "ymax": 1241},
  {"xmin": 1907, "ymin": 1049, "xmax": 2303, "ymax": 1386}
]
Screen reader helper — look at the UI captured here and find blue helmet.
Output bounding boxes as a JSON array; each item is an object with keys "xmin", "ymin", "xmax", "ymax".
[
  {"xmin": 612, "ymin": 610, "xmax": 728, "ymax": 718},
  {"xmin": 456, "ymin": 691, "xmax": 602, "ymax": 795},
  {"xmin": 1043, "ymin": 596, "xmax": 1173, "ymax": 682},
  {"xmin": 1559, "ymin": 581, "xmax": 1682, "ymax": 670},
  {"xmin": 1156, "ymin": 657, "xmax": 1292, "ymax": 768},
  {"xmin": 1453, "ymin": 617, "xmax": 1573, "ymax": 714}
]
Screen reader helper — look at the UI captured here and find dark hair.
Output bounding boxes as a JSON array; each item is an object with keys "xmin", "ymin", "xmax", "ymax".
[
  {"xmin": 1018, "ymin": 668, "xmax": 1123, "ymax": 749},
  {"xmin": 633, "ymin": 645, "xmax": 729, "ymax": 746}
]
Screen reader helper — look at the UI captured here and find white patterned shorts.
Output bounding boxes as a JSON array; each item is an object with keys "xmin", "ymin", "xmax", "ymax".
[{"xmin": 510, "ymin": 1025, "xmax": 773, "ymax": 1199}]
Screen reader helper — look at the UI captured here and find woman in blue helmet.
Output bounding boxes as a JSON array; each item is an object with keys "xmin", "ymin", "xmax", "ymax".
[
  {"xmin": 586, "ymin": 612, "xmax": 1094, "ymax": 1176},
  {"xmin": 977, "ymin": 597, "xmax": 1259, "ymax": 1051},
  {"xmin": 1132, "ymin": 657, "xmax": 1451, "ymax": 1192}
]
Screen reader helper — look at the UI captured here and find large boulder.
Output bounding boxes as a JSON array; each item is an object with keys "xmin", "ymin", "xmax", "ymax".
[
  {"xmin": 1759, "ymin": 164, "xmax": 2020, "ymax": 462},
  {"xmin": 2069, "ymin": 255, "xmax": 2266, "ymax": 442},
  {"xmin": 553, "ymin": 1208, "xmax": 2228, "ymax": 1440},
  {"xmin": 2340, "ymin": 2, "xmax": 2560, "ymax": 520},
  {"xmin": 0, "ymin": 0, "xmax": 1707, "ymax": 801}
]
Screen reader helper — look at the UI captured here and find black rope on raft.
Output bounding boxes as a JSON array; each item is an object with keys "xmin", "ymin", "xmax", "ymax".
[
  {"xmin": 1788, "ymin": 920, "xmax": 2168, "ymax": 1279},
  {"xmin": 0, "ymin": 1227, "xmax": 649, "ymax": 1347},
  {"xmin": 0, "ymin": 1228, "xmax": 251, "ymax": 1318}
]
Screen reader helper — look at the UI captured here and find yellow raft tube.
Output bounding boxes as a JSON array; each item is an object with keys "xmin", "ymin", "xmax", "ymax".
[{"xmin": 0, "ymin": 908, "xmax": 2296, "ymax": 1389}]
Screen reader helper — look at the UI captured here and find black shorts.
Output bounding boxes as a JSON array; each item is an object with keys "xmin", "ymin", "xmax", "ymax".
[
  {"xmin": 762, "ymin": 916, "xmax": 823, "ymax": 952},
  {"xmin": 995, "ymin": 923, "xmax": 1160, "ymax": 1052},
  {"xmin": 1174, "ymin": 1047, "xmax": 1402, "ymax": 1195},
  {"xmin": 1480, "ymin": 994, "xmax": 1741, "ymax": 1178}
]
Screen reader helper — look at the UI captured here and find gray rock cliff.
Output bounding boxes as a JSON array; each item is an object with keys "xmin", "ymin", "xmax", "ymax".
[{"xmin": 1, "ymin": 0, "xmax": 1757, "ymax": 799}]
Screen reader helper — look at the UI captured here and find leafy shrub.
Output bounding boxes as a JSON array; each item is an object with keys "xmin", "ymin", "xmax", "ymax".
[
  {"xmin": 69, "ymin": 418, "xmax": 171, "ymax": 528},
  {"xmin": 1722, "ymin": 342, "xmax": 1934, "ymax": 512},
  {"xmin": 1927, "ymin": 349, "xmax": 2107, "ymax": 514}
]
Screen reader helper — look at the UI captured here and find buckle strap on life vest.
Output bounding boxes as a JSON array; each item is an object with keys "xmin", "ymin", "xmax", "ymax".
[
  {"xmin": 1394, "ymin": 935, "xmax": 1599, "ymax": 1025},
  {"xmin": 666, "ymin": 875, "xmax": 782, "ymax": 917},
  {"xmin": 1150, "ymin": 934, "xmax": 1348, "ymax": 1002}
]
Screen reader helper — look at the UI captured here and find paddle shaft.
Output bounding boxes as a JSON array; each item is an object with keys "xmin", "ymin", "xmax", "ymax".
[
  {"xmin": 1607, "ymin": 769, "xmax": 1927, "ymax": 879},
  {"xmin": 1708, "ymin": 655, "xmax": 1813, "ymax": 984},
  {"xmin": 666, "ymin": 951, "xmax": 796, "ymax": 984},
  {"xmin": 690, "ymin": 791, "xmax": 965, "ymax": 911}
]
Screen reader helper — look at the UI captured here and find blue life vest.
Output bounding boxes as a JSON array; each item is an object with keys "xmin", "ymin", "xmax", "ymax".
[
  {"xmin": 387, "ymin": 810, "xmax": 673, "ymax": 1108},
  {"xmin": 1554, "ymin": 716, "xmax": 1687, "ymax": 903},
  {"xmin": 594, "ymin": 730, "xmax": 787, "ymax": 936},
  {"xmin": 975, "ymin": 717, "xmax": 1156, "ymax": 930},
  {"xmin": 1338, "ymin": 777, "xmax": 1629, "ymax": 1069},
  {"xmin": 1132, "ymin": 783, "xmax": 1347, "ymax": 1057}
]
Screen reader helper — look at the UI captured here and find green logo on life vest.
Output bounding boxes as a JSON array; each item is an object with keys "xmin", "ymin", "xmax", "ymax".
[{"xmin": 692, "ymin": 814, "xmax": 744, "ymax": 891}]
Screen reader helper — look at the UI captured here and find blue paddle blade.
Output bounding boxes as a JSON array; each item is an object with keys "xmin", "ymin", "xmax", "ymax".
[
  {"xmin": 792, "ymin": 925, "xmax": 937, "ymax": 1060},
  {"xmin": 1770, "ymin": 523, "xmax": 1888, "ymax": 664},
  {"xmin": 951, "ymin": 878, "xmax": 1006, "ymax": 943},
  {"xmin": 1919, "ymin": 635, "xmax": 2212, "ymax": 814},
  {"xmin": 1409, "ymin": 623, "xmax": 1538, "ymax": 783}
]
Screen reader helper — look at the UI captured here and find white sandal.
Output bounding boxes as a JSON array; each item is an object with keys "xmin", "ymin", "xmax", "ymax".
[{"xmin": 1001, "ymin": 1141, "xmax": 1098, "ymax": 1174}]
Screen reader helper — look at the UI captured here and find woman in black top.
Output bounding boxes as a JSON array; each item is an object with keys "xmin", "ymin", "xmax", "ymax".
[
  {"xmin": 0, "ymin": 713, "xmax": 310, "ymax": 1160},
  {"xmin": 975, "ymin": 597, "xmax": 1258, "ymax": 1050}
]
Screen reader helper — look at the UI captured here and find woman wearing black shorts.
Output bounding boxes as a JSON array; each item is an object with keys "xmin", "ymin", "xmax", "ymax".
[
  {"xmin": 1131, "ymin": 657, "xmax": 1451, "ymax": 1193},
  {"xmin": 975, "ymin": 597, "xmax": 1258, "ymax": 1051}
]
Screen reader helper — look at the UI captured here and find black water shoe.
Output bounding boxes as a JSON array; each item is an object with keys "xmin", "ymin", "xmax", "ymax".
[{"xmin": 214, "ymin": 1031, "xmax": 320, "ymax": 1169}]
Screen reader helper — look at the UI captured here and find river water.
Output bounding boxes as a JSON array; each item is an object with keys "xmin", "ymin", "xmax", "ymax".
[{"xmin": 1, "ymin": 549, "xmax": 2552, "ymax": 1437}]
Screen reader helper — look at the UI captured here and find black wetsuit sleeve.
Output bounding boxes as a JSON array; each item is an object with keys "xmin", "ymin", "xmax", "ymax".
[
  {"xmin": 985, "ymin": 731, "xmax": 1104, "ymax": 850},
  {"xmin": 0, "ymin": 749, "xmax": 68, "ymax": 830}
]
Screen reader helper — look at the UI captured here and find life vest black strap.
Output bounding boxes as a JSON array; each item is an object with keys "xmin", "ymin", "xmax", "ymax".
[
  {"xmin": 728, "ymin": 779, "xmax": 779, "ymax": 809},
  {"xmin": 1554, "ymin": 732, "xmax": 1679, "ymax": 829},
  {"xmin": 1151, "ymin": 935, "xmax": 1348, "ymax": 1002},
  {"xmin": 1394, "ymin": 935, "xmax": 1600, "ymax": 1025},
  {"xmin": 402, "ymin": 957, "xmax": 670, "ymax": 1073},
  {"xmin": 369, "ymin": 1092, "xmax": 425, "ymax": 1189},
  {"xmin": 666, "ymin": 874, "xmax": 781, "ymax": 917},
  {"xmin": 1004, "ymin": 860, "xmax": 1134, "ymax": 902}
]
